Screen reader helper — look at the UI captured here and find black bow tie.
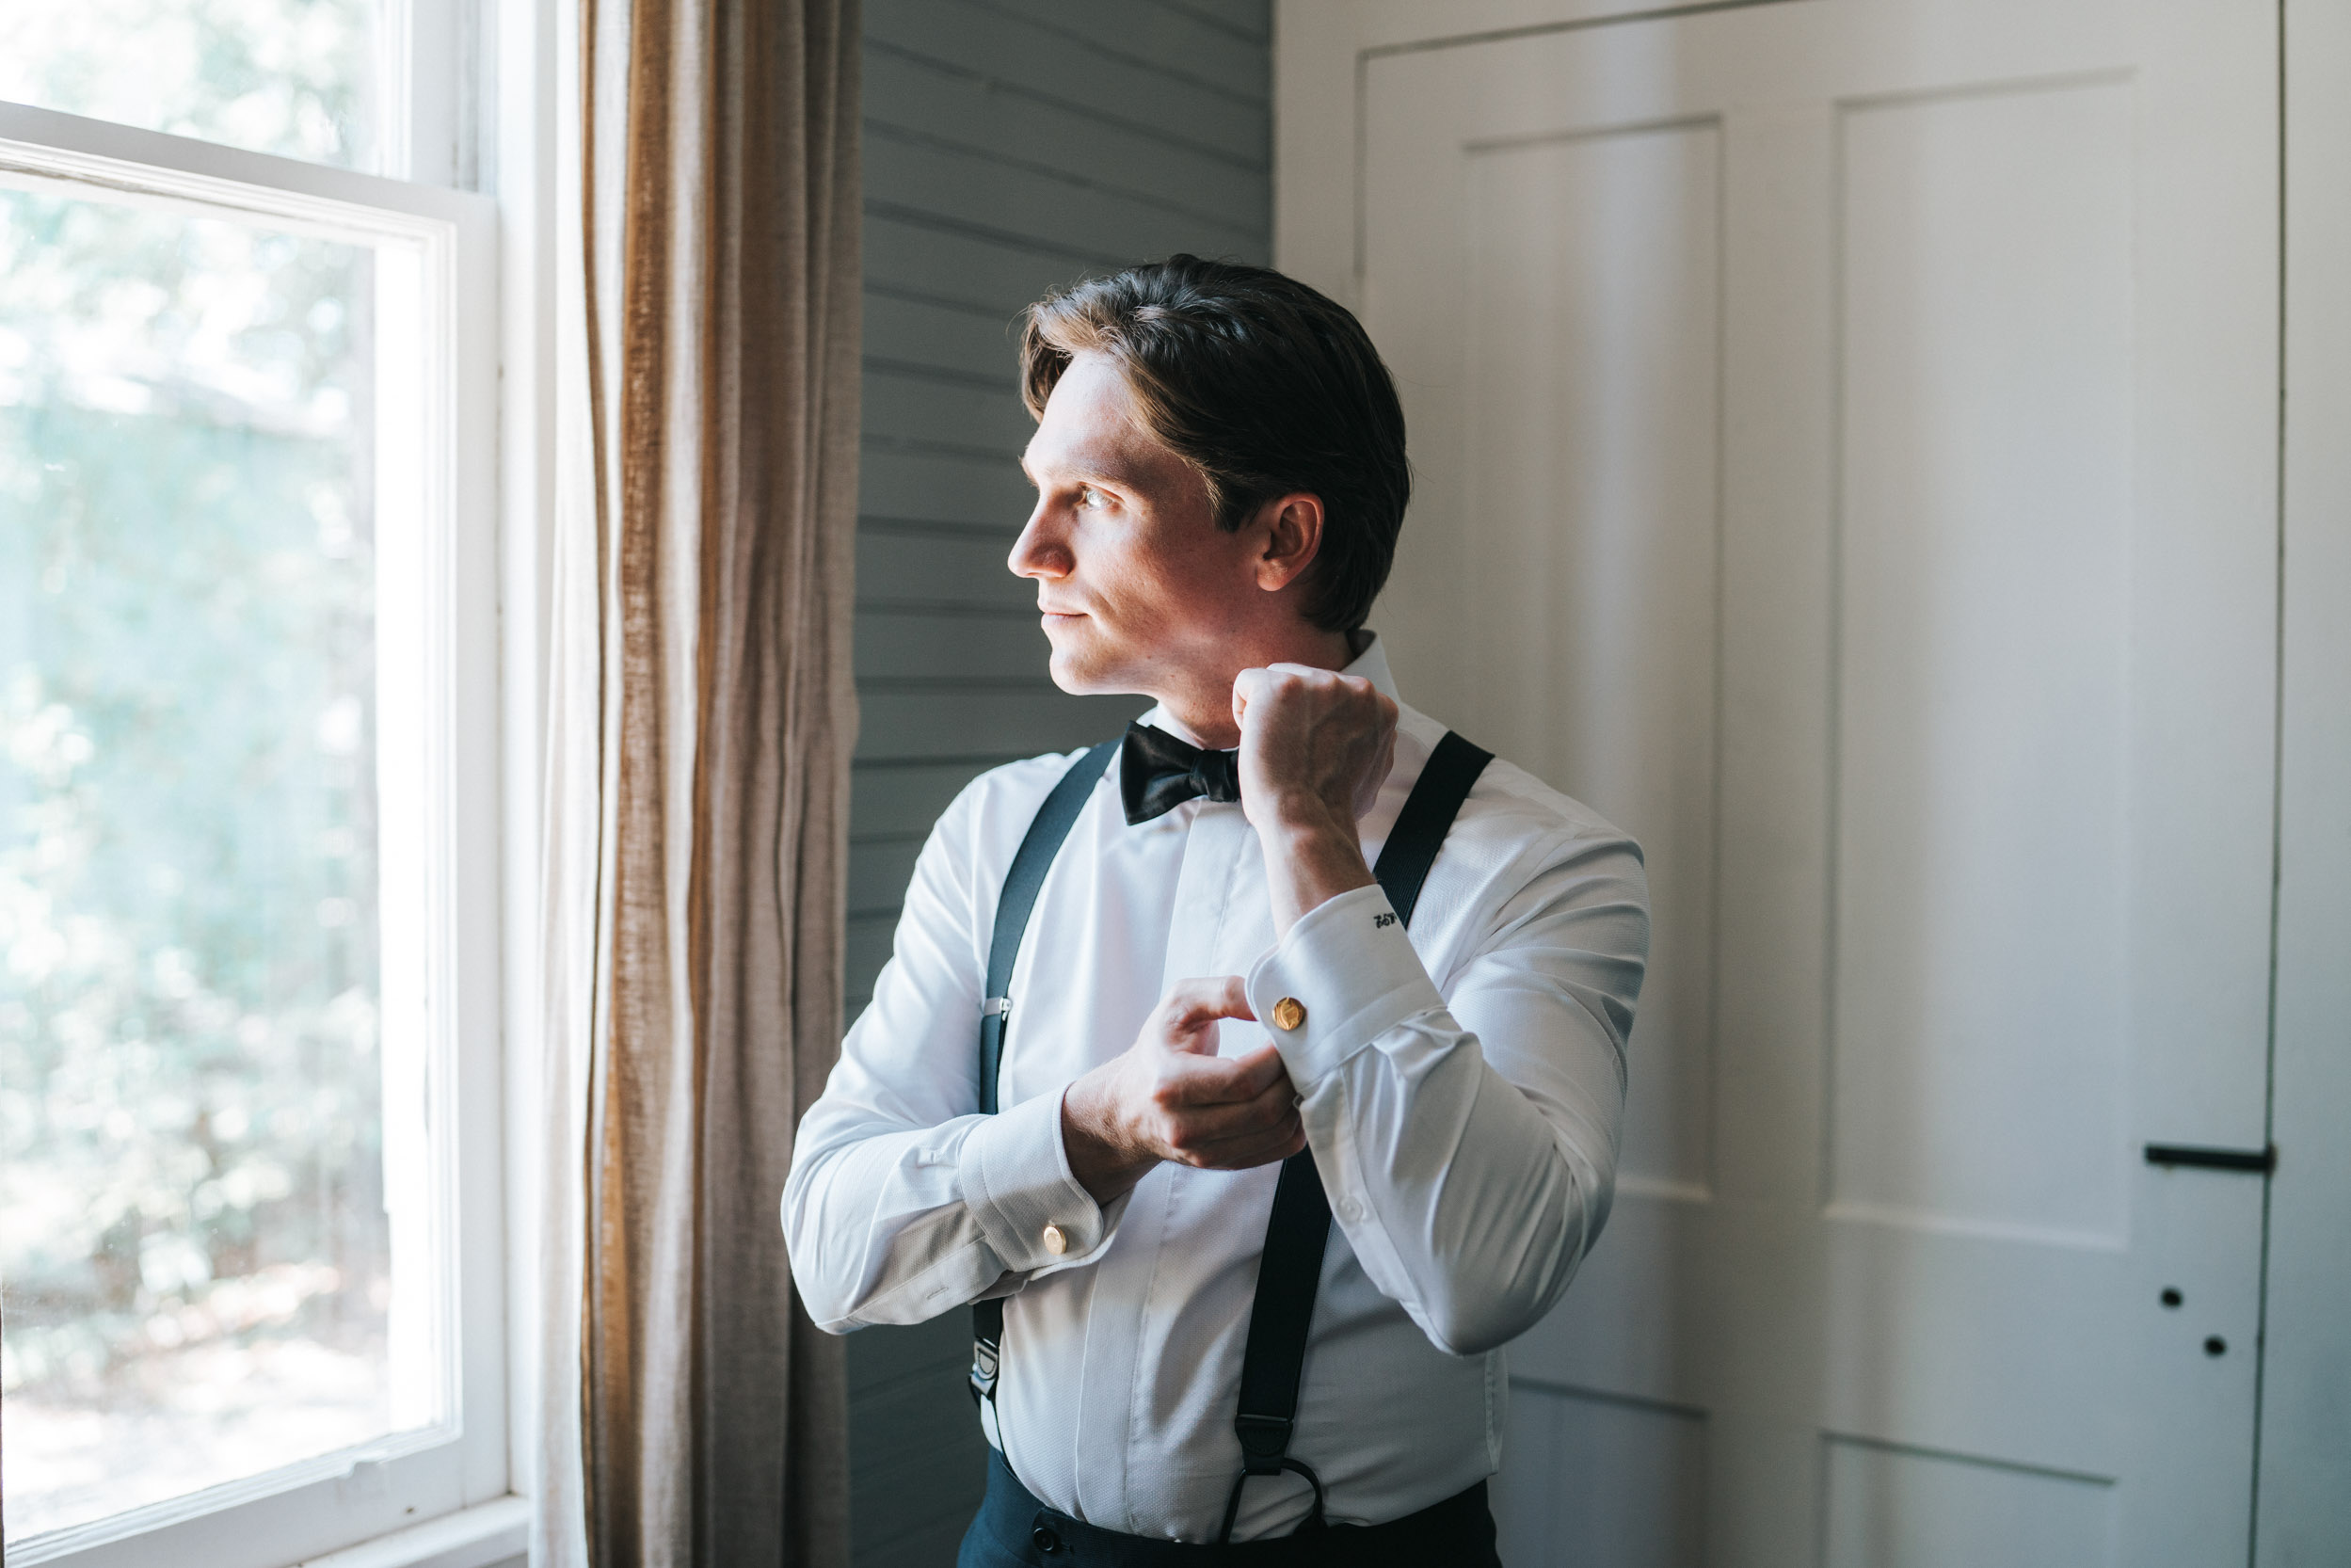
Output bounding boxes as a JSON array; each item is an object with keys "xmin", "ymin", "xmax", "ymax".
[{"xmin": 1120, "ymin": 721, "xmax": 1241, "ymax": 824}]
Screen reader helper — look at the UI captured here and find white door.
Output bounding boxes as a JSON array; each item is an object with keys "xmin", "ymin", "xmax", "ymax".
[{"xmin": 1341, "ymin": 1, "xmax": 2280, "ymax": 1563}]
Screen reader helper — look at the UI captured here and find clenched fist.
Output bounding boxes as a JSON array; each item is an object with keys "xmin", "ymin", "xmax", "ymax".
[{"xmin": 1231, "ymin": 663, "xmax": 1398, "ymax": 936}]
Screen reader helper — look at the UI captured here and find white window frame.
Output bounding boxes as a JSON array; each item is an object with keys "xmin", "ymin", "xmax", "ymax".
[{"xmin": 0, "ymin": 13, "xmax": 517, "ymax": 1559}]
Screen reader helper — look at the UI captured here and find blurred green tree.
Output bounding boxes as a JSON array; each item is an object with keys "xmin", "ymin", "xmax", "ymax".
[{"xmin": 1, "ymin": 180, "xmax": 393, "ymax": 1532}]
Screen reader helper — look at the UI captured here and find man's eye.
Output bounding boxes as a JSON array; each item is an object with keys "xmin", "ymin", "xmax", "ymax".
[{"xmin": 1076, "ymin": 485, "xmax": 1105, "ymax": 510}]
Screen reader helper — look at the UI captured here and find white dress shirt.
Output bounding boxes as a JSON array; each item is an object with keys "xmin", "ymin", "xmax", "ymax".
[{"xmin": 783, "ymin": 635, "xmax": 1648, "ymax": 1542}]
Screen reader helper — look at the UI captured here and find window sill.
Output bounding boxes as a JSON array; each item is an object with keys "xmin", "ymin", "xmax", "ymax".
[{"xmin": 292, "ymin": 1497, "xmax": 528, "ymax": 1568}]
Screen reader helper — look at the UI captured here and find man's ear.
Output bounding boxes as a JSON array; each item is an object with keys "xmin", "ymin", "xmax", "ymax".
[{"xmin": 1253, "ymin": 492, "xmax": 1325, "ymax": 593}]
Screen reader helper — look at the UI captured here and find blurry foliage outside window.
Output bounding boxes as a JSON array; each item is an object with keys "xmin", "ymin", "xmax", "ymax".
[
  {"xmin": 0, "ymin": 0, "xmax": 382, "ymax": 169},
  {"xmin": 0, "ymin": 175, "xmax": 422, "ymax": 1536}
]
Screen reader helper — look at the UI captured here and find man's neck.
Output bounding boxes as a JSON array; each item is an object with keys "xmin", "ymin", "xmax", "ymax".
[{"xmin": 1154, "ymin": 626, "xmax": 1358, "ymax": 748}]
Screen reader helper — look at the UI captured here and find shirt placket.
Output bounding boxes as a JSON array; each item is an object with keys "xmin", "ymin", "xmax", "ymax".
[{"xmin": 1063, "ymin": 799, "xmax": 1253, "ymax": 1532}]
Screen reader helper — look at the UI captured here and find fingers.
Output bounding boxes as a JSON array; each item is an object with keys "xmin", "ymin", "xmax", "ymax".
[
  {"xmin": 1156, "ymin": 1051, "xmax": 1293, "ymax": 1127},
  {"xmin": 1156, "ymin": 979, "xmax": 1255, "ymax": 1061},
  {"xmin": 1147, "ymin": 1049, "xmax": 1307, "ymax": 1172},
  {"xmin": 1233, "ymin": 664, "xmax": 1379, "ymax": 722},
  {"xmin": 1131, "ymin": 976, "xmax": 1311, "ymax": 1171},
  {"xmin": 1165, "ymin": 1102, "xmax": 1297, "ymax": 1163},
  {"xmin": 1157, "ymin": 975, "xmax": 1256, "ymax": 1045},
  {"xmin": 1232, "ymin": 665, "xmax": 1267, "ymax": 729},
  {"xmin": 1163, "ymin": 1099, "xmax": 1307, "ymax": 1171},
  {"xmin": 1177, "ymin": 1115, "xmax": 1307, "ymax": 1172},
  {"xmin": 1153, "ymin": 1041, "xmax": 1288, "ymax": 1107},
  {"xmin": 1172, "ymin": 1095, "xmax": 1310, "ymax": 1170}
]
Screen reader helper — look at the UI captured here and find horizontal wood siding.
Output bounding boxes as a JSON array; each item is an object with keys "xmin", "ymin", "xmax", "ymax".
[{"xmin": 843, "ymin": 3, "xmax": 1271, "ymax": 1561}]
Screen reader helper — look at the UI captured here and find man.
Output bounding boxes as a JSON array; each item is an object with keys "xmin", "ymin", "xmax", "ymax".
[{"xmin": 784, "ymin": 256, "xmax": 1648, "ymax": 1564}]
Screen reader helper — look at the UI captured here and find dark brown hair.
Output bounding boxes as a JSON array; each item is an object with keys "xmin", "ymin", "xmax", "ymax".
[{"xmin": 1018, "ymin": 255, "xmax": 1411, "ymax": 633}]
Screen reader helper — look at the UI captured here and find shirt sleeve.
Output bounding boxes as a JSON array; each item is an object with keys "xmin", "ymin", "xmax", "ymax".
[
  {"xmin": 1242, "ymin": 831, "xmax": 1647, "ymax": 1357},
  {"xmin": 782, "ymin": 775, "xmax": 1128, "ymax": 1334}
]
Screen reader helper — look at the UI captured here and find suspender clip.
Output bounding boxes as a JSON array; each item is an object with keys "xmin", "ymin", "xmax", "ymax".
[
  {"xmin": 1233, "ymin": 1413, "xmax": 1294, "ymax": 1469},
  {"xmin": 968, "ymin": 1338, "xmax": 1000, "ymax": 1406},
  {"xmin": 982, "ymin": 996, "xmax": 1012, "ymax": 1017}
]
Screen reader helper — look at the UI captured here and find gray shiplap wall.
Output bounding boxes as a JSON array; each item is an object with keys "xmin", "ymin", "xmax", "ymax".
[{"xmin": 846, "ymin": 4, "xmax": 1272, "ymax": 1563}]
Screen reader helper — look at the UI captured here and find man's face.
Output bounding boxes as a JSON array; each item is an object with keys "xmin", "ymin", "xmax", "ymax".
[{"xmin": 1011, "ymin": 352, "xmax": 1267, "ymax": 698}]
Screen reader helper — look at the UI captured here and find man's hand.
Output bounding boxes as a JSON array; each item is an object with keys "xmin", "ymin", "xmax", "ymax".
[
  {"xmin": 1060, "ymin": 976, "xmax": 1304, "ymax": 1206},
  {"xmin": 1232, "ymin": 663, "xmax": 1399, "ymax": 935}
]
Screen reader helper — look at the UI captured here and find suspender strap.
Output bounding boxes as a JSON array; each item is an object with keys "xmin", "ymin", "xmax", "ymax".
[
  {"xmin": 970, "ymin": 739, "xmax": 1120, "ymax": 1407},
  {"xmin": 1217, "ymin": 730, "xmax": 1493, "ymax": 1544},
  {"xmin": 1222, "ymin": 1150, "xmax": 1337, "ymax": 1534},
  {"xmin": 1370, "ymin": 732, "xmax": 1495, "ymax": 934}
]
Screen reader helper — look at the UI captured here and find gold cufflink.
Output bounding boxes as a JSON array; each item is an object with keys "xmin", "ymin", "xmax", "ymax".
[
  {"xmin": 1042, "ymin": 1223, "xmax": 1068, "ymax": 1256},
  {"xmin": 1271, "ymin": 997, "xmax": 1306, "ymax": 1032}
]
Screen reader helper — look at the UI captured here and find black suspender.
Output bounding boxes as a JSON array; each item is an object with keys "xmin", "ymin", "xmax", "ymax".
[
  {"xmin": 968, "ymin": 729, "xmax": 1495, "ymax": 1543},
  {"xmin": 968, "ymin": 738, "xmax": 1120, "ymax": 1407},
  {"xmin": 1216, "ymin": 729, "xmax": 1492, "ymax": 1542},
  {"xmin": 978, "ymin": 739, "xmax": 1121, "ymax": 1120},
  {"xmin": 1367, "ymin": 732, "xmax": 1496, "ymax": 929}
]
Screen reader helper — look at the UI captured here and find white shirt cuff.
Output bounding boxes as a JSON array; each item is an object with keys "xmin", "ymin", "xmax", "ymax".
[
  {"xmin": 960, "ymin": 1088, "xmax": 1118, "ymax": 1275},
  {"xmin": 1246, "ymin": 883, "xmax": 1447, "ymax": 1088}
]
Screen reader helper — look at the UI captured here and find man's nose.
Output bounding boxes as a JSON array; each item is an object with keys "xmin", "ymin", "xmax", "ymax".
[{"xmin": 1008, "ymin": 503, "xmax": 1069, "ymax": 581}]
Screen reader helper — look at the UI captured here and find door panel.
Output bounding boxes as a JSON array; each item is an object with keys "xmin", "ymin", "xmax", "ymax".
[
  {"xmin": 1821, "ymin": 1436, "xmax": 2116, "ymax": 1568},
  {"xmin": 1831, "ymin": 78, "xmax": 2136, "ymax": 1244},
  {"xmin": 1355, "ymin": 2, "xmax": 2278, "ymax": 1563},
  {"xmin": 1462, "ymin": 117, "xmax": 1724, "ymax": 1196},
  {"xmin": 1496, "ymin": 1383, "xmax": 1711, "ymax": 1568}
]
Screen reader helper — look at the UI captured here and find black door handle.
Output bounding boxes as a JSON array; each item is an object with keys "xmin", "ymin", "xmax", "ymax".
[{"xmin": 2144, "ymin": 1143, "xmax": 2276, "ymax": 1174}]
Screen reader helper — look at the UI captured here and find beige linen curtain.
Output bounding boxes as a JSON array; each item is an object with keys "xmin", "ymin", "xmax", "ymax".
[{"xmin": 535, "ymin": 0, "xmax": 860, "ymax": 1561}]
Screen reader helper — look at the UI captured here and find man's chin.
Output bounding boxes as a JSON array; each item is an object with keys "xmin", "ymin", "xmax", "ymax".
[
  {"xmin": 1043, "ymin": 638, "xmax": 1141, "ymax": 698},
  {"xmin": 1044, "ymin": 648, "xmax": 1109, "ymax": 696}
]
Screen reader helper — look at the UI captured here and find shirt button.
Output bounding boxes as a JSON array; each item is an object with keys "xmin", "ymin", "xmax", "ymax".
[
  {"xmin": 1271, "ymin": 996, "xmax": 1307, "ymax": 1032},
  {"xmin": 1042, "ymin": 1223, "xmax": 1068, "ymax": 1256},
  {"xmin": 1337, "ymin": 1198, "xmax": 1364, "ymax": 1223}
]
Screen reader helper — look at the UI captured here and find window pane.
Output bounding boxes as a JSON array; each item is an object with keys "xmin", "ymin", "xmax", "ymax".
[
  {"xmin": 0, "ymin": 184, "xmax": 442, "ymax": 1543},
  {"xmin": 0, "ymin": 0, "xmax": 384, "ymax": 170}
]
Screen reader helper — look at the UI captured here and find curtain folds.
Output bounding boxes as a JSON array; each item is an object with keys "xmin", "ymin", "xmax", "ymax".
[{"xmin": 536, "ymin": 0, "xmax": 860, "ymax": 1561}]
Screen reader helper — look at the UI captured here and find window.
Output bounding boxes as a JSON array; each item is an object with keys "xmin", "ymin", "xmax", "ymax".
[
  {"xmin": 0, "ymin": 7, "xmax": 502, "ymax": 1563},
  {"xmin": 0, "ymin": 0, "xmax": 387, "ymax": 169},
  {"xmin": 0, "ymin": 0, "xmax": 471, "ymax": 184}
]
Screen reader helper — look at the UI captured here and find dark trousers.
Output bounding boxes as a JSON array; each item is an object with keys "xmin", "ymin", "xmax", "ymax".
[{"xmin": 958, "ymin": 1449, "xmax": 1503, "ymax": 1568}]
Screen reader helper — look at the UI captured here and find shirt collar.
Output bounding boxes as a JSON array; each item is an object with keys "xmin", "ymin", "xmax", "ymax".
[{"xmin": 1132, "ymin": 630, "xmax": 1399, "ymax": 746}]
